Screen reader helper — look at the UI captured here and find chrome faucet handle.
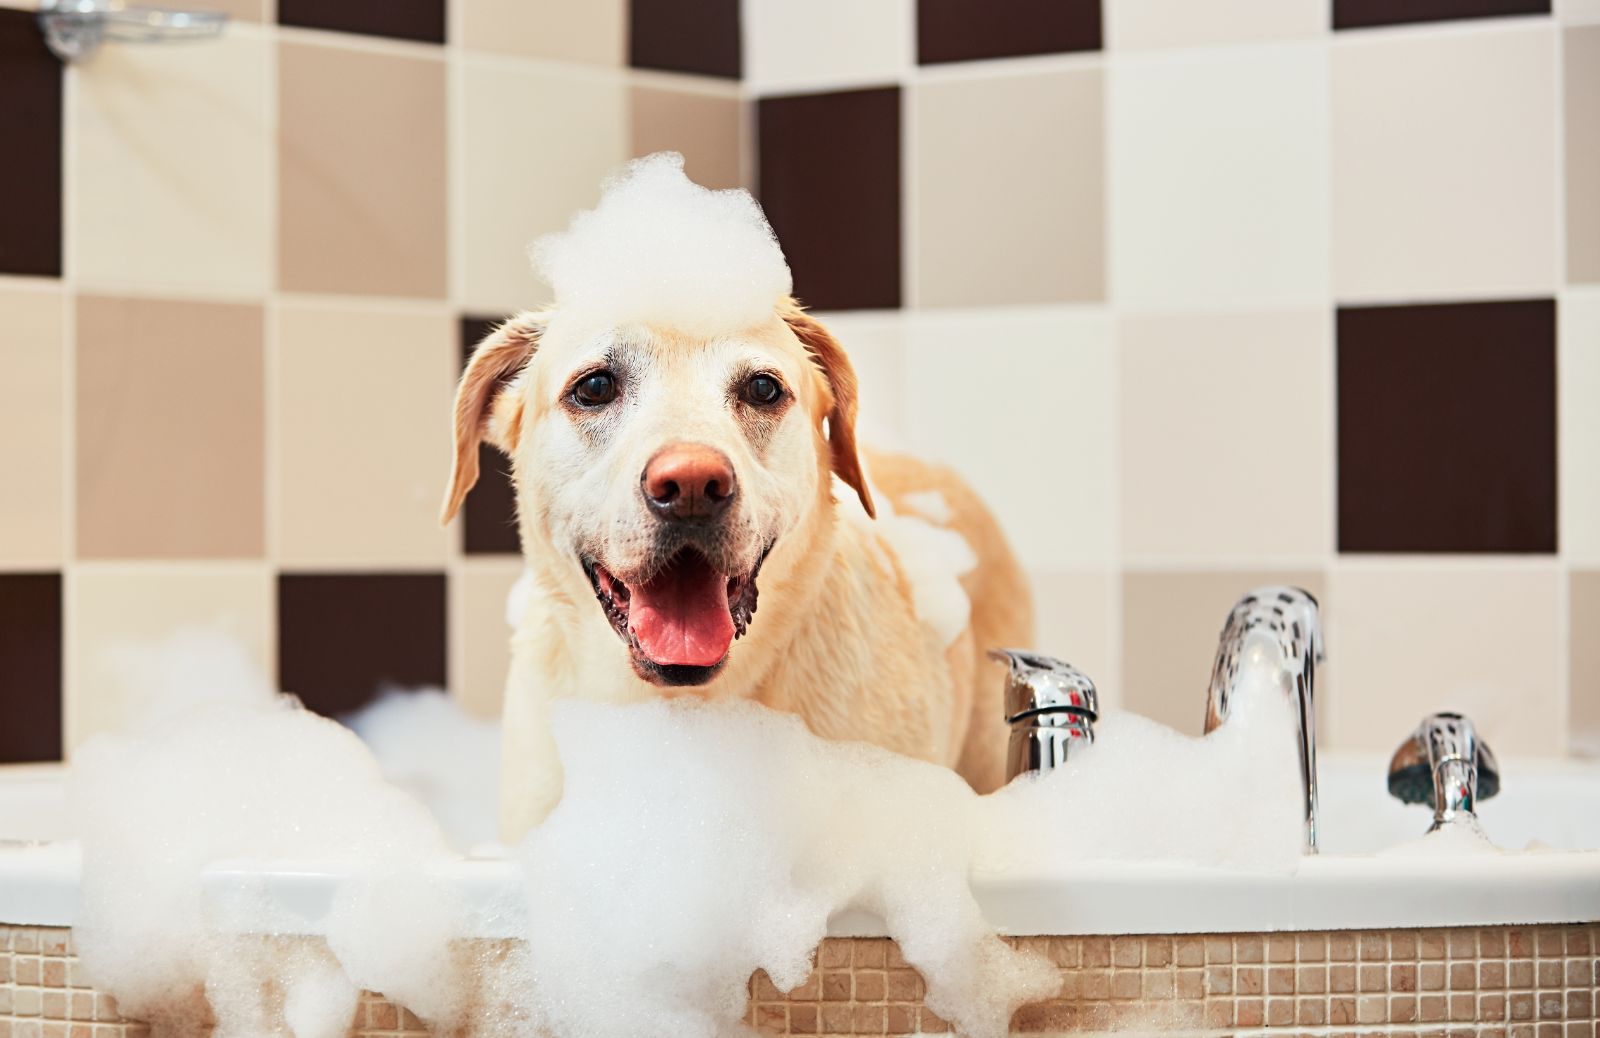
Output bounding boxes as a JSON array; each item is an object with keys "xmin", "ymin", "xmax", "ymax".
[
  {"xmin": 1388, "ymin": 712, "xmax": 1500, "ymax": 834},
  {"xmin": 37, "ymin": 0, "xmax": 228, "ymax": 63},
  {"xmin": 988, "ymin": 649, "xmax": 1098, "ymax": 782},
  {"xmin": 1203, "ymin": 586, "xmax": 1323, "ymax": 853}
]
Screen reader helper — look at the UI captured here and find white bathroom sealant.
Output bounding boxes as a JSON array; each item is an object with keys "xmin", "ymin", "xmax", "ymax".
[{"xmin": 68, "ymin": 630, "xmax": 1304, "ymax": 1038}]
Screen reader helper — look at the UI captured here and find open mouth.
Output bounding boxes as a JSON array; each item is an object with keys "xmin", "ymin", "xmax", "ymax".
[{"xmin": 583, "ymin": 545, "xmax": 767, "ymax": 686}]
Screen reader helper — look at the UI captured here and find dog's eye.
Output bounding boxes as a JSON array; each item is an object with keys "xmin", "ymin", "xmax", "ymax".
[
  {"xmin": 572, "ymin": 371, "xmax": 617, "ymax": 407},
  {"xmin": 742, "ymin": 374, "xmax": 784, "ymax": 407}
]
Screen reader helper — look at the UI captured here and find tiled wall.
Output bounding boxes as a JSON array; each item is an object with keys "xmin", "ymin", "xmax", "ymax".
[
  {"xmin": 4, "ymin": 925, "xmax": 1598, "ymax": 1036},
  {"xmin": 0, "ymin": 0, "xmax": 1596, "ymax": 764}
]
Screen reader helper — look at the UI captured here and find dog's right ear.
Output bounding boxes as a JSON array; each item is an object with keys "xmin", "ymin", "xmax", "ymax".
[{"xmin": 440, "ymin": 310, "xmax": 547, "ymax": 525}]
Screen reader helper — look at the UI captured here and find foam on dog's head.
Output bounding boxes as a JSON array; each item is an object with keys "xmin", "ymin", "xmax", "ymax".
[{"xmin": 531, "ymin": 153, "xmax": 792, "ymax": 338}]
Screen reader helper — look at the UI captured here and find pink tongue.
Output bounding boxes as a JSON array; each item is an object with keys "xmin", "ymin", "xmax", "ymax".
[{"xmin": 628, "ymin": 553, "xmax": 735, "ymax": 667}]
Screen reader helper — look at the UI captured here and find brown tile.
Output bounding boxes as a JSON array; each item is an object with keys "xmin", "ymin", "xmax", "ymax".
[
  {"xmin": 1205, "ymin": 965, "xmax": 1231, "ymax": 996},
  {"xmin": 1082, "ymin": 937, "xmax": 1110, "ymax": 967},
  {"xmin": 75, "ymin": 296, "xmax": 264, "ymax": 558},
  {"xmin": 918, "ymin": 0, "xmax": 1099, "ymax": 63},
  {"xmin": 1121, "ymin": 570, "xmax": 1326, "ymax": 735},
  {"xmin": 1394, "ymin": 963, "xmax": 1419, "ymax": 992},
  {"xmin": 278, "ymin": 0, "xmax": 445, "ymax": 42},
  {"xmin": 459, "ymin": 315, "xmax": 523, "ymax": 555},
  {"xmin": 1360, "ymin": 963, "xmax": 1388, "ymax": 991},
  {"xmin": 1236, "ymin": 997, "xmax": 1264, "ymax": 1027},
  {"xmin": 1174, "ymin": 937, "xmax": 1203, "ymax": 967},
  {"xmin": 757, "ymin": 87, "xmax": 900, "ymax": 311},
  {"xmin": 278, "ymin": 573, "xmax": 446, "ymax": 716},
  {"xmin": 1331, "ymin": 932, "xmax": 1360, "ymax": 961},
  {"xmin": 0, "ymin": 10, "xmax": 61, "ymax": 276},
  {"xmin": 1331, "ymin": 964, "xmax": 1357, "ymax": 993},
  {"xmin": 1298, "ymin": 996, "xmax": 1327, "ymax": 1025},
  {"xmin": 0, "ymin": 287, "xmax": 64, "ymax": 563},
  {"xmin": 278, "ymin": 41, "xmax": 446, "ymax": 297},
  {"xmin": 1112, "ymin": 937, "xmax": 1142, "ymax": 967},
  {"xmin": 1390, "ymin": 932, "xmax": 1419, "ymax": 959},
  {"xmin": 1337, "ymin": 300, "xmax": 1557, "ymax": 553},
  {"xmin": 0, "ymin": 576, "xmax": 60, "ymax": 762},
  {"xmin": 630, "ymin": 0, "xmax": 739, "ymax": 77},
  {"xmin": 1335, "ymin": 0, "xmax": 1549, "ymax": 29},
  {"xmin": 629, "ymin": 86, "xmax": 743, "ymax": 191},
  {"xmin": 1393, "ymin": 994, "xmax": 1420, "ymax": 1023},
  {"xmin": 1204, "ymin": 936, "xmax": 1231, "ymax": 964},
  {"xmin": 1267, "ymin": 997, "xmax": 1294, "ymax": 1026},
  {"xmin": 1571, "ymin": 27, "xmax": 1600, "ymax": 283},
  {"xmin": 1511, "ymin": 960, "xmax": 1537, "ymax": 988},
  {"xmin": 1300, "ymin": 965, "xmax": 1329, "ymax": 994},
  {"xmin": 1238, "ymin": 966, "xmax": 1264, "ymax": 995}
]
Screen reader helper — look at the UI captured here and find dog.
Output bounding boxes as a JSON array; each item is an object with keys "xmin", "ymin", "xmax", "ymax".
[{"xmin": 441, "ymin": 172, "xmax": 1032, "ymax": 842}]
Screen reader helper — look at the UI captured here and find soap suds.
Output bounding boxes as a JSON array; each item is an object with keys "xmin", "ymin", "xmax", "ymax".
[
  {"xmin": 343, "ymin": 688, "xmax": 501, "ymax": 853},
  {"xmin": 531, "ymin": 153, "xmax": 792, "ymax": 339},
  {"xmin": 70, "ymin": 629, "xmax": 1307, "ymax": 1038},
  {"xmin": 839, "ymin": 475, "xmax": 977, "ymax": 650}
]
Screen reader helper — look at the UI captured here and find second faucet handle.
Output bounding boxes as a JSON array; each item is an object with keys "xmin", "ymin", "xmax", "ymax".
[{"xmin": 1388, "ymin": 712, "xmax": 1500, "ymax": 834}]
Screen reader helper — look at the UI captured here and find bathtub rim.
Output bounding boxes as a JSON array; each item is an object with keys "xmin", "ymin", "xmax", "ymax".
[{"xmin": 5, "ymin": 839, "xmax": 1598, "ymax": 937}]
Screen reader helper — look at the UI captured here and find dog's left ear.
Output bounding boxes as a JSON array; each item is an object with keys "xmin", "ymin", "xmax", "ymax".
[
  {"xmin": 440, "ymin": 310, "xmax": 547, "ymax": 525},
  {"xmin": 781, "ymin": 303, "xmax": 876, "ymax": 519}
]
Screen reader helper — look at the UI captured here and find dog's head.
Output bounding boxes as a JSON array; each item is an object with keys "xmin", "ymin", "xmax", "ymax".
[{"xmin": 441, "ymin": 299, "xmax": 873, "ymax": 688}]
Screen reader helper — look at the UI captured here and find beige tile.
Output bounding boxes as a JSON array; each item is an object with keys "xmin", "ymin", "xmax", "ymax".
[
  {"xmin": 1107, "ymin": 0, "xmax": 1325, "ymax": 50},
  {"xmin": 1110, "ymin": 41, "xmax": 1329, "ymax": 309},
  {"xmin": 279, "ymin": 41, "xmax": 446, "ymax": 298},
  {"xmin": 458, "ymin": 0, "xmax": 623, "ymax": 65},
  {"xmin": 913, "ymin": 68, "xmax": 1103, "ymax": 307},
  {"xmin": 903, "ymin": 308, "xmax": 1115, "ymax": 569},
  {"xmin": 1121, "ymin": 570, "xmax": 1326, "ymax": 736},
  {"xmin": 1571, "ymin": 571, "xmax": 1600, "ymax": 758},
  {"xmin": 71, "ymin": 30, "xmax": 270, "ymax": 294},
  {"xmin": 183, "ymin": 0, "xmax": 265, "ymax": 20},
  {"xmin": 274, "ymin": 302, "xmax": 454, "ymax": 565},
  {"xmin": 1567, "ymin": 26, "xmax": 1600, "ymax": 283},
  {"xmin": 0, "ymin": 285, "xmax": 64, "ymax": 563},
  {"xmin": 808, "ymin": 310, "xmax": 907, "ymax": 451},
  {"xmin": 629, "ymin": 85, "xmax": 743, "ymax": 190},
  {"xmin": 1030, "ymin": 569, "xmax": 1119, "ymax": 710},
  {"xmin": 1560, "ymin": 0, "xmax": 1600, "ymax": 24},
  {"xmin": 458, "ymin": 57, "xmax": 627, "ymax": 312},
  {"xmin": 1326, "ymin": 565, "xmax": 1563, "ymax": 755},
  {"xmin": 75, "ymin": 295, "xmax": 264, "ymax": 559},
  {"xmin": 1333, "ymin": 23, "xmax": 1559, "ymax": 299},
  {"xmin": 1560, "ymin": 289, "xmax": 1600, "ymax": 563},
  {"xmin": 66, "ymin": 565, "xmax": 271, "ymax": 749},
  {"xmin": 454, "ymin": 559, "xmax": 524, "ymax": 718},
  {"xmin": 1118, "ymin": 309, "xmax": 1331, "ymax": 562},
  {"xmin": 743, "ymin": 0, "xmax": 909, "ymax": 93}
]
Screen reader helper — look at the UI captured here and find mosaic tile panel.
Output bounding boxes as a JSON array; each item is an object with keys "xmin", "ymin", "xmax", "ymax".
[{"xmin": 3, "ymin": 925, "xmax": 1595, "ymax": 1037}]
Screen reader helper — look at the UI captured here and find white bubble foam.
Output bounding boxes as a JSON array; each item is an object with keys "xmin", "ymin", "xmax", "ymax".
[
  {"xmin": 531, "ymin": 153, "xmax": 793, "ymax": 338},
  {"xmin": 70, "ymin": 628, "xmax": 1309, "ymax": 1038}
]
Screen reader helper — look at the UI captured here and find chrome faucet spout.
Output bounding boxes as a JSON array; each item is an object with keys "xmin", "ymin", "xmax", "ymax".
[
  {"xmin": 1203, "ymin": 586, "xmax": 1324, "ymax": 853},
  {"xmin": 1388, "ymin": 712, "xmax": 1500, "ymax": 835}
]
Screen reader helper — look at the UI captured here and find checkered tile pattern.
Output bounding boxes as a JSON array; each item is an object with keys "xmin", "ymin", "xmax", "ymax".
[{"xmin": 0, "ymin": 0, "xmax": 1595, "ymax": 762}]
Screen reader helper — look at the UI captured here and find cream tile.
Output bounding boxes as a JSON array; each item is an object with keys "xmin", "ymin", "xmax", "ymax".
[
  {"xmin": 66, "ymin": 565, "xmax": 272, "ymax": 750},
  {"xmin": 1326, "ymin": 564, "xmax": 1563, "ymax": 756},
  {"xmin": 809, "ymin": 310, "xmax": 907, "ymax": 451},
  {"xmin": 1567, "ymin": 26, "xmax": 1600, "ymax": 283},
  {"xmin": 274, "ymin": 302, "xmax": 454, "ymax": 565},
  {"xmin": 629, "ymin": 85, "xmax": 743, "ymax": 190},
  {"xmin": 902, "ymin": 308, "xmax": 1114, "ymax": 569},
  {"xmin": 1118, "ymin": 309, "xmax": 1331, "ymax": 561},
  {"xmin": 76, "ymin": 296, "xmax": 264, "ymax": 559},
  {"xmin": 1109, "ymin": 41, "xmax": 1329, "ymax": 310},
  {"xmin": 459, "ymin": 0, "xmax": 624, "ymax": 65},
  {"xmin": 279, "ymin": 41, "xmax": 446, "ymax": 298},
  {"xmin": 0, "ymin": 285, "xmax": 64, "ymax": 563},
  {"xmin": 913, "ymin": 67, "xmax": 1103, "ymax": 307},
  {"xmin": 1571, "ymin": 570, "xmax": 1600, "ymax": 757},
  {"xmin": 1559, "ymin": 0, "xmax": 1600, "ymax": 23},
  {"xmin": 1121, "ymin": 570, "xmax": 1326, "ymax": 736},
  {"xmin": 1106, "ymin": 0, "xmax": 1325, "ymax": 50},
  {"xmin": 1560, "ymin": 288, "xmax": 1600, "ymax": 563},
  {"xmin": 71, "ymin": 31, "xmax": 270, "ymax": 294},
  {"xmin": 1030, "ymin": 569, "xmax": 1119, "ymax": 710},
  {"xmin": 743, "ymin": 0, "xmax": 909, "ymax": 92},
  {"xmin": 1332, "ymin": 23, "xmax": 1559, "ymax": 300},
  {"xmin": 454, "ymin": 559, "xmax": 524, "ymax": 719},
  {"xmin": 458, "ymin": 58, "xmax": 628, "ymax": 312}
]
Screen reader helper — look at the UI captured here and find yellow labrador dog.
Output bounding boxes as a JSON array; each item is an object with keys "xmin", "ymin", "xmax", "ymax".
[{"xmin": 442, "ymin": 179, "xmax": 1031, "ymax": 842}]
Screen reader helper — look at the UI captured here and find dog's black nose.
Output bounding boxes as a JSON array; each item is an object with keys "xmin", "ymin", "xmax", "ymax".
[{"xmin": 642, "ymin": 444, "xmax": 737, "ymax": 521}]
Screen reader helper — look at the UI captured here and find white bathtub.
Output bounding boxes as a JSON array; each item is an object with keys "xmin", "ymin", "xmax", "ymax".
[{"xmin": 3, "ymin": 754, "xmax": 1599, "ymax": 936}]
